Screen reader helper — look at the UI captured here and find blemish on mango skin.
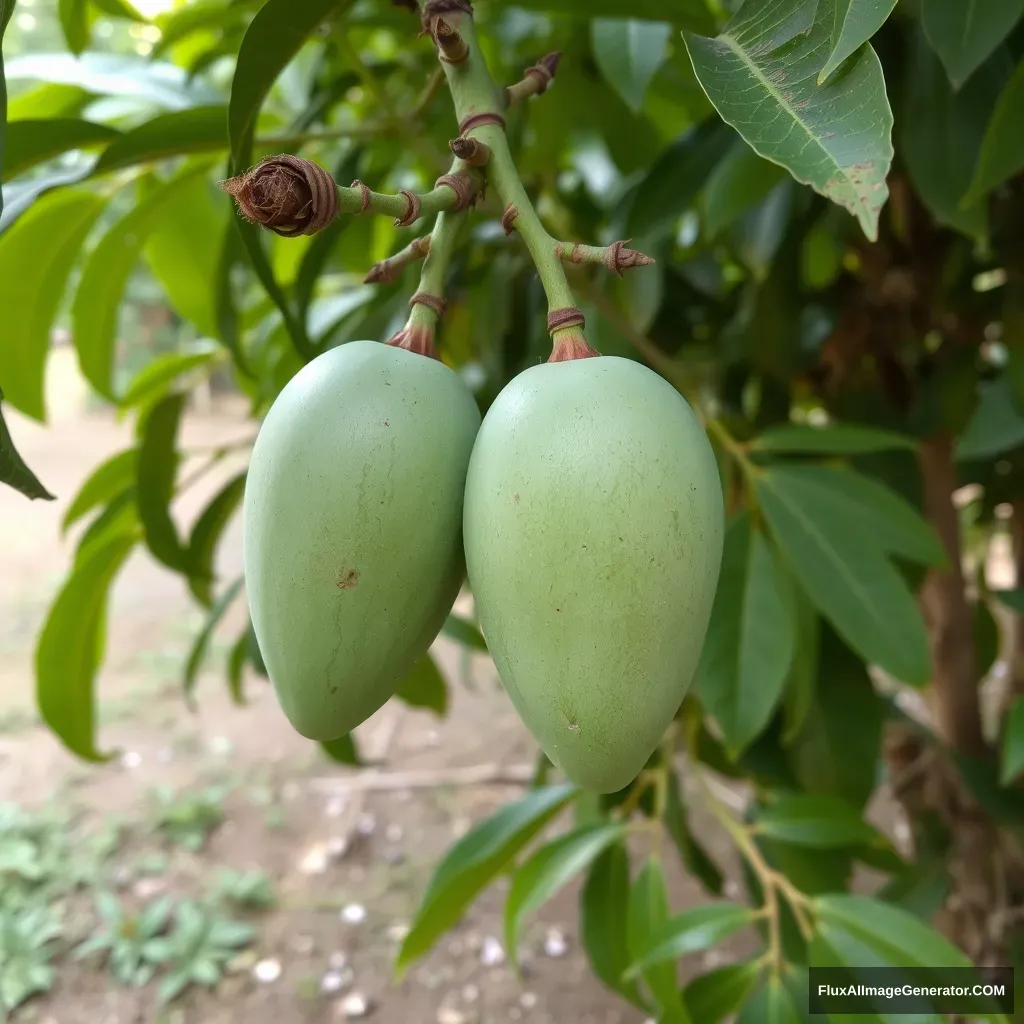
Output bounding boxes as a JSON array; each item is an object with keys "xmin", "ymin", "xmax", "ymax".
[{"xmin": 336, "ymin": 569, "xmax": 360, "ymax": 590}]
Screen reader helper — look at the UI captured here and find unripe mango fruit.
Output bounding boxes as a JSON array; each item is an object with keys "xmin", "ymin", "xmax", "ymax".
[
  {"xmin": 244, "ymin": 340, "xmax": 481, "ymax": 740},
  {"xmin": 463, "ymin": 356, "xmax": 724, "ymax": 793}
]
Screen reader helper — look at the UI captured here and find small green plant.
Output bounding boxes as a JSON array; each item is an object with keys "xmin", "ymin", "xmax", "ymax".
[
  {"xmin": 210, "ymin": 868, "xmax": 275, "ymax": 911},
  {"xmin": 152, "ymin": 787, "xmax": 227, "ymax": 851},
  {"xmin": 145, "ymin": 901, "xmax": 255, "ymax": 1005},
  {"xmin": 0, "ymin": 903, "xmax": 61, "ymax": 1020},
  {"xmin": 74, "ymin": 892, "xmax": 174, "ymax": 987}
]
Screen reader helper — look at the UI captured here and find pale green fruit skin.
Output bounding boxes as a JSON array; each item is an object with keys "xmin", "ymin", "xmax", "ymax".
[
  {"xmin": 463, "ymin": 356, "xmax": 724, "ymax": 793},
  {"xmin": 244, "ymin": 340, "xmax": 481, "ymax": 740}
]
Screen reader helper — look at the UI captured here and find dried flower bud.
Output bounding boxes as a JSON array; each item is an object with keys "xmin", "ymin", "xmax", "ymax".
[
  {"xmin": 219, "ymin": 155, "xmax": 338, "ymax": 237},
  {"xmin": 604, "ymin": 239, "xmax": 655, "ymax": 277},
  {"xmin": 449, "ymin": 136, "xmax": 490, "ymax": 166}
]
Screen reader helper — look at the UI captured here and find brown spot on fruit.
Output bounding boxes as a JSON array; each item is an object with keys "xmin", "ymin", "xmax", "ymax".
[
  {"xmin": 513, "ymin": 493, "xmax": 520, "ymax": 503},
  {"xmin": 337, "ymin": 569, "xmax": 360, "ymax": 589}
]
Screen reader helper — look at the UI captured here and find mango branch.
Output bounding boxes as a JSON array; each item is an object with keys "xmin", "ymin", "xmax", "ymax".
[
  {"xmin": 364, "ymin": 235, "xmax": 431, "ymax": 284},
  {"xmin": 555, "ymin": 239, "xmax": 655, "ymax": 276},
  {"xmin": 506, "ymin": 52, "xmax": 562, "ymax": 107}
]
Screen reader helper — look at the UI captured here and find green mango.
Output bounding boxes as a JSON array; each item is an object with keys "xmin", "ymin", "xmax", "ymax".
[
  {"xmin": 244, "ymin": 340, "xmax": 481, "ymax": 740},
  {"xmin": 463, "ymin": 356, "xmax": 724, "ymax": 792}
]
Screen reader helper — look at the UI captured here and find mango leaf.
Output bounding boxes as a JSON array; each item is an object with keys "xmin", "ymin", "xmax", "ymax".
[
  {"xmin": 441, "ymin": 613, "xmax": 487, "ymax": 651},
  {"xmin": 0, "ymin": 165, "xmax": 92, "ymax": 232},
  {"xmin": 0, "ymin": 188, "xmax": 106, "ymax": 420},
  {"xmin": 921, "ymin": 0, "xmax": 1024, "ymax": 90},
  {"xmin": 627, "ymin": 859, "xmax": 693, "ymax": 1023},
  {"xmin": 183, "ymin": 576, "xmax": 244, "ymax": 703},
  {"xmin": 684, "ymin": 0, "xmax": 893, "ymax": 240},
  {"xmin": 505, "ymin": 822, "xmax": 627, "ymax": 965},
  {"xmin": 58, "ymin": 0, "xmax": 90, "ymax": 54},
  {"xmin": 957, "ymin": 376, "xmax": 1024, "ymax": 461},
  {"xmin": 499, "ymin": 0, "xmax": 714, "ymax": 28},
  {"xmin": 781, "ymin": 583, "xmax": 819, "ymax": 744},
  {"xmin": 226, "ymin": 628, "xmax": 248, "ymax": 706},
  {"xmin": 625, "ymin": 901, "xmax": 755, "ymax": 976},
  {"xmin": 755, "ymin": 794, "xmax": 877, "ymax": 847},
  {"xmin": 62, "ymin": 448, "xmax": 136, "ymax": 532},
  {"xmin": 8, "ymin": 82, "xmax": 93, "ymax": 120},
  {"xmin": 591, "ymin": 19, "xmax": 671, "ymax": 113},
  {"xmin": 0, "ymin": 389, "xmax": 54, "ymax": 500},
  {"xmin": 396, "ymin": 784, "xmax": 578, "ymax": 972},
  {"xmin": 756, "ymin": 467, "xmax": 933, "ymax": 684},
  {"xmin": 580, "ymin": 842, "xmax": 645, "ymax": 1009},
  {"xmin": 35, "ymin": 531, "xmax": 137, "ymax": 760},
  {"xmin": 1002, "ymin": 698, "xmax": 1024, "ymax": 785},
  {"xmin": 119, "ymin": 344, "xmax": 221, "ymax": 413},
  {"xmin": 818, "ymin": 0, "xmax": 898, "ymax": 85},
  {"xmin": 395, "ymin": 654, "xmax": 448, "ymax": 716},
  {"xmin": 320, "ymin": 733, "xmax": 363, "ymax": 766},
  {"xmin": 90, "ymin": 0, "xmax": 147, "ymax": 22},
  {"xmin": 964, "ymin": 58, "xmax": 1024, "ymax": 204},
  {"xmin": 703, "ymin": 138, "xmax": 786, "ymax": 235},
  {"xmin": 697, "ymin": 514, "xmax": 795, "ymax": 753},
  {"xmin": 3, "ymin": 118, "xmax": 118, "ymax": 180},
  {"xmin": 752, "ymin": 422, "xmax": 917, "ymax": 454},
  {"xmin": 228, "ymin": 0, "xmax": 350, "ymax": 169},
  {"xmin": 72, "ymin": 162, "xmax": 213, "ymax": 398},
  {"xmin": 136, "ymin": 393, "xmax": 188, "ymax": 572},
  {"xmin": 737, "ymin": 976, "xmax": 802, "ymax": 1023},
  {"xmin": 187, "ymin": 471, "xmax": 246, "ymax": 607},
  {"xmin": 664, "ymin": 772, "xmax": 724, "ymax": 895},
  {"xmin": 684, "ymin": 961, "xmax": 763, "ymax": 1022},
  {"xmin": 74, "ymin": 490, "xmax": 136, "ymax": 565},
  {"xmin": 92, "ymin": 105, "xmax": 229, "ymax": 174}
]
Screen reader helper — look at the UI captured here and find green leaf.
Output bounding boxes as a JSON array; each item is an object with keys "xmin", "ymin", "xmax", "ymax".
[
  {"xmin": 921, "ymin": 0, "xmax": 1024, "ymax": 90},
  {"xmin": 627, "ymin": 858, "xmax": 693, "ymax": 1023},
  {"xmin": 71, "ymin": 162, "xmax": 214, "ymax": 398},
  {"xmin": 35, "ymin": 531, "xmax": 136, "ymax": 760},
  {"xmin": 187, "ymin": 471, "xmax": 246, "ymax": 607},
  {"xmin": 395, "ymin": 654, "xmax": 448, "ymax": 716},
  {"xmin": 505, "ymin": 823, "xmax": 626, "ymax": 964},
  {"xmin": 58, "ymin": 0, "xmax": 90, "ymax": 54},
  {"xmin": 703, "ymin": 138, "xmax": 786, "ymax": 236},
  {"xmin": 994, "ymin": 588, "xmax": 1024, "ymax": 615},
  {"xmin": 818, "ymin": 0, "xmax": 898, "ymax": 85},
  {"xmin": 90, "ymin": 0, "xmax": 147, "ymax": 23},
  {"xmin": 499, "ymin": 0, "xmax": 714, "ymax": 27},
  {"xmin": 753, "ymin": 423, "xmax": 917, "ymax": 455},
  {"xmin": 320, "ymin": 733, "xmax": 363, "ymax": 766},
  {"xmin": 228, "ymin": 0, "xmax": 349, "ymax": 169},
  {"xmin": 664, "ymin": 771, "xmax": 725, "ymax": 895},
  {"xmin": 0, "ymin": 389, "xmax": 54, "ymax": 500},
  {"xmin": 756, "ymin": 794, "xmax": 877, "ymax": 847},
  {"xmin": 737, "ymin": 975, "xmax": 802, "ymax": 1023},
  {"xmin": 626, "ymin": 901, "xmax": 755, "ymax": 976},
  {"xmin": 183, "ymin": 577, "xmax": 244, "ymax": 702},
  {"xmin": 580, "ymin": 841, "xmax": 645, "ymax": 1008},
  {"xmin": 684, "ymin": 961, "xmax": 763, "ymax": 1022},
  {"xmin": 964, "ymin": 58, "xmax": 1024, "ymax": 203},
  {"xmin": 757, "ymin": 466, "xmax": 933, "ymax": 685},
  {"xmin": 93, "ymin": 106, "xmax": 229, "ymax": 175},
  {"xmin": 1002, "ymin": 697, "xmax": 1024, "ymax": 785},
  {"xmin": 74, "ymin": 490, "xmax": 136, "ymax": 565},
  {"xmin": 591, "ymin": 19, "xmax": 671, "ymax": 112},
  {"xmin": 397, "ymin": 784, "xmax": 578, "ymax": 972},
  {"xmin": 136, "ymin": 393, "xmax": 187, "ymax": 572},
  {"xmin": 697, "ymin": 515, "xmax": 795, "ymax": 753},
  {"xmin": 781, "ymin": 583, "xmax": 818, "ymax": 744},
  {"xmin": 957, "ymin": 376, "xmax": 1024, "ymax": 461},
  {"xmin": 441, "ymin": 613, "xmax": 487, "ymax": 651},
  {"xmin": 3, "ymin": 118, "xmax": 118, "ymax": 180},
  {"xmin": 119, "ymin": 344, "xmax": 221, "ymax": 413},
  {"xmin": 62, "ymin": 448, "xmax": 135, "ymax": 532},
  {"xmin": 684, "ymin": 0, "xmax": 894, "ymax": 240},
  {"xmin": 226, "ymin": 628, "xmax": 247, "ymax": 705},
  {"xmin": 0, "ymin": 187, "xmax": 107, "ymax": 420}
]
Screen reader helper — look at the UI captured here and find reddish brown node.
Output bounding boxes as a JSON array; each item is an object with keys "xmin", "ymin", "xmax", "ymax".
[{"xmin": 387, "ymin": 325, "xmax": 439, "ymax": 359}]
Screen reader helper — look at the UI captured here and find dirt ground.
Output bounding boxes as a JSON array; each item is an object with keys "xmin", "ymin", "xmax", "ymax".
[{"xmin": 0, "ymin": 358, "xmax": 749, "ymax": 1024}]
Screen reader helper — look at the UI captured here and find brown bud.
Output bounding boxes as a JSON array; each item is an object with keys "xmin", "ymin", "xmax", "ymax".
[
  {"xmin": 525, "ymin": 51, "xmax": 562, "ymax": 93},
  {"xmin": 364, "ymin": 262, "xmax": 397, "ymax": 285},
  {"xmin": 219, "ymin": 155, "xmax": 337, "ymax": 237},
  {"xmin": 449, "ymin": 136, "xmax": 490, "ymax": 166},
  {"xmin": 388, "ymin": 325, "xmax": 438, "ymax": 359},
  {"xmin": 604, "ymin": 239, "xmax": 655, "ymax": 277},
  {"xmin": 433, "ymin": 17, "xmax": 469, "ymax": 63}
]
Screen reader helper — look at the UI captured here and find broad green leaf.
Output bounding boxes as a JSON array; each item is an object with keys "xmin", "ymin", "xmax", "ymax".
[
  {"xmin": 35, "ymin": 531, "xmax": 137, "ymax": 760},
  {"xmin": 119, "ymin": 344, "xmax": 221, "ymax": 413},
  {"xmin": 187, "ymin": 471, "xmax": 246, "ymax": 607},
  {"xmin": 684, "ymin": 0, "xmax": 894, "ymax": 240},
  {"xmin": 781, "ymin": 583, "xmax": 818, "ymax": 744},
  {"xmin": 921, "ymin": 0, "xmax": 1024, "ymax": 90},
  {"xmin": 183, "ymin": 576, "xmax": 244, "ymax": 701},
  {"xmin": 755, "ymin": 794, "xmax": 876, "ymax": 847},
  {"xmin": 505, "ymin": 823, "xmax": 626, "ymax": 963},
  {"xmin": 1002, "ymin": 698, "xmax": 1024, "ymax": 785},
  {"xmin": 627, "ymin": 859, "xmax": 693, "ymax": 1023},
  {"xmin": 703, "ymin": 138, "xmax": 786, "ymax": 236},
  {"xmin": 72, "ymin": 162, "xmax": 213, "ymax": 398},
  {"xmin": 441, "ymin": 613, "xmax": 487, "ymax": 651},
  {"xmin": 625, "ymin": 901, "xmax": 755, "ymax": 976},
  {"xmin": 752, "ymin": 423, "xmax": 917, "ymax": 455},
  {"xmin": 818, "ymin": 0, "xmax": 898, "ymax": 85},
  {"xmin": 136, "ymin": 394, "xmax": 188, "ymax": 572},
  {"xmin": 397, "ymin": 784, "xmax": 578, "ymax": 971},
  {"xmin": 591, "ymin": 19, "xmax": 671, "ymax": 113},
  {"xmin": 737, "ymin": 976, "xmax": 801, "ymax": 1023},
  {"xmin": 92, "ymin": 105, "xmax": 229, "ymax": 174},
  {"xmin": 498, "ymin": 0, "xmax": 714, "ymax": 28},
  {"xmin": 91, "ymin": 0, "xmax": 147, "ymax": 22},
  {"xmin": 395, "ymin": 654, "xmax": 448, "ymax": 716},
  {"xmin": 62, "ymin": 448, "xmax": 136, "ymax": 532},
  {"xmin": 228, "ymin": 0, "xmax": 349, "ymax": 168},
  {"xmin": 957, "ymin": 376, "xmax": 1024, "ymax": 461},
  {"xmin": 0, "ymin": 165, "xmax": 92, "ymax": 233},
  {"xmin": 664, "ymin": 772, "xmax": 724, "ymax": 895},
  {"xmin": 3, "ymin": 118, "xmax": 118, "ymax": 180},
  {"xmin": 964, "ymin": 58, "xmax": 1024, "ymax": 204},
  {"xmin": 8, "ymin": 83, "xmax": 93, "ymax": 120},
  {"xmin": 143, "ymin": 174, "xmax": 226, "ymax": 337},
  {"xmin": 320, "ymin": 733, "xmax": 363, "ymax": 766},
  {"xmin": 226, "ymin": 628, "xmax": 247, "ymax": 706},
  {"xmin": 0, "ymin": 389, "xmax": 54, "ymax": 500},
  {"xmin": 756, "ymin": 467, "xmax": 932, "ymax": 684},
  {"xmin": 902, "ymin": 29, "xmax": 1009, "ymax": 238},
  {"xmin": 0, "ymin": 188, "xmax": 106, "ymax": 420},
  {"xmin": 74, "ymin": 490, "xmax": 136, "ymax": 565},
  {"xmin": 58, "ymin": 0, "xmax": 90, "ymax": 54},
  {"xmin": 697, "ymin": 515, "xmax": 795, "ymax": 752},
  {"xmin": 684, "ymin": 961, "xmax": 763, "ymax": 1022},
  {"xmin": 580, "ymin": 842, "xmax": 645, "ymax": 1008}
]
